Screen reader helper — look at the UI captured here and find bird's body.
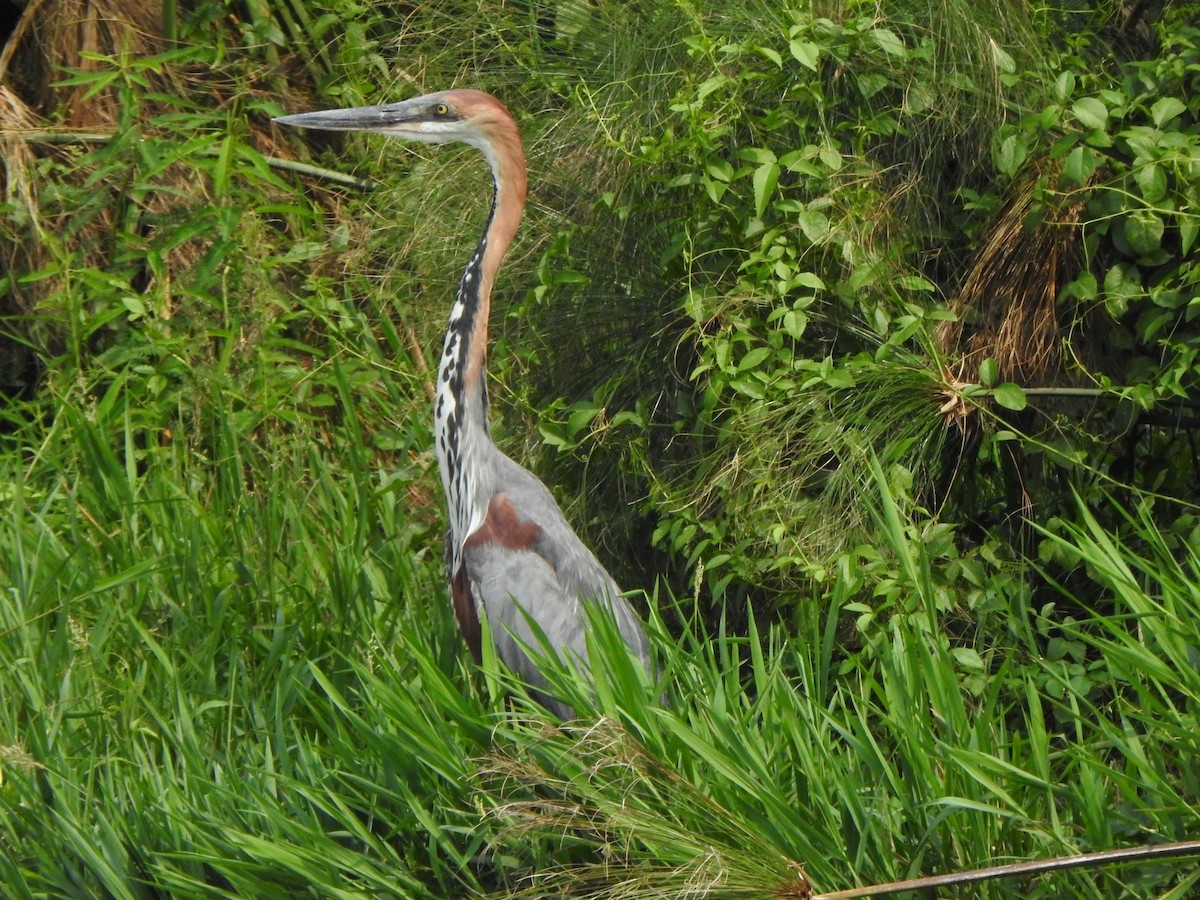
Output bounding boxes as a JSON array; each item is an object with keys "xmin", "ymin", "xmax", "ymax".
[{"xmin": 276, "ymin": 90, "xmax": 651, "ymax": 716}]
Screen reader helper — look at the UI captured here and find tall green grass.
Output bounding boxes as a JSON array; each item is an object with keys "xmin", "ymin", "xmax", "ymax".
[
  {"xmin": 8, "ymin": 393, "xmax": 1196, "ymax": 897},
  {"xmin": 471, "ymin": 470, "xmax": 1200, "ymax": 897},
  {"xmin": 0, "ymin": 383, "xmax": 480, "ymax": 895}
]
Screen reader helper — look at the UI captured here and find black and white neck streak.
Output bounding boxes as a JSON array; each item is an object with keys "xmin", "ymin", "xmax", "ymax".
[
  {"xmin": 426, "ymin": 93, "xmax": 527, "ymax": 578},
  {"xmin": 274, "ymin": 89, "xmax": 528, "ymax": 577}
]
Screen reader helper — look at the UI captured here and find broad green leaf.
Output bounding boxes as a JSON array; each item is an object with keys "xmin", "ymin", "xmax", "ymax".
[
  {"xmin": 978, "ymin": 358, "xmax": 998, "ymax": 387},
  {"xmin": 705, "ymin": 157, "xmax": 734, "ymax": 183},
  {"xmin": 756, "ymin": 45, "xmax": 782, "ymax": 67},
  {"xmin": 995, "ymin": 133, "xmax": 1026, "ymax": 177},
  {"xmin": 1135, "ymin": 163, "xmax": 1167, "ymax": 204},
  {"xmin": 566, "ymin": 405, "xmax": 601, "ymax": 437},
  {"xmin": 1150, "ymin": 96, "xmax": 1186, "ymax": 128},
  {"xmin": 993, "ymin": 383, "xmax": 1027, "ymax": 411},
  {"xmin": 1053, "ymin": 71, "xmax": 1076, "ymax": 102},
  {"xmin": 1104, "ymin": 262, "xmax": 1142, "ymax": 297},
  {"xmin": 898, "ymin": 275, "xmax": 936, "ymax": 292},
  {"xmin": 796, "ymin": 208, "xmax": 830, "ymax": 243},
  {"xmin": 789, "ymin": 39, "xmax": 819, "ymax": 70},
  {"xmin": 697, "ymin": 74, "xmax": 731, "ymax": 101},
  {"xmin": 1181, "ymin": 218, "xmax": 1199, "ymax": 257},
  {"xmin": 989, "ymin": 42, "xmax": 1015, "ymax": 74},
  {"xmin": 1104, "ymin": 263, "xmax": 1142, "ymax": 316},
  {"xmin": 1124, "ymin": 210, "xmax": 1164, "ymax": 256},
  {"xmin": 818, "ymin": 144, "xmax": 843, "ymax": 172},
  {"xmin": 731, "ymin": 375, "xmax": 767, "ymax": 399},
  {"xmin": 1059, "ymin": 145, "xmax": 1097, "ymax": 187},
  {"xmin": 738, "ymin": 346, "xmax": 773, "ymax": 372},
  {"xmin": 1072, "ymin": 97, "xmax": 1108, "ymax": 131},
  {"xmin": 685, "ymin": 289, "xmax": 712, "ymax": 323},
  {"xmin": 857, "ymin": 73, "xmax": 888, "ymax": 99},
  {"xmin": 1064, "ymin": 270, "xmax": 1098, "ymax": 301},
  {"xmin": 752, "ymin": 161, "xmax": 780, "ymax": 218},
  {"xmin": 824, "ymin": 367, "xmax": 856, "ymax": 389},
  {"xmin": 782, "ymin": 309, "xmax": 807, "ymax": 340},
  {"xmin": 1039, "ymin": 103, "xmax": 1063, "ymax": 132},
  {"xmin": 871, "ymin": 28, "xmax": 906, "ymax": 57},
  {"xmin": 952, "ymin": 647, "xmax": 986, "ymax": 671},
  {"xmin": 121, "ymin": 295, "xmax": 148, "ymax": 319}
]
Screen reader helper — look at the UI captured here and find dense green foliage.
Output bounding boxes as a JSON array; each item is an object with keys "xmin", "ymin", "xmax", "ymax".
[{"xmin": 2, "ymin": 0, "xmax": 1199, "ymax": 896}]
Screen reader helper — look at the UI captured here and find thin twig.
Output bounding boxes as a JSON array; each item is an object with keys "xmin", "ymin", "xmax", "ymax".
[
  {"xmin": 260, "ymin": 156, "xmax": 377, "ymax": 191},
  {"xmin": 9, "ymin": 129, "xmax": 376, "ymax": 191},
  {"xmin": 814, "ymin": 839, "xmax": 1200, "ymax": 899}
]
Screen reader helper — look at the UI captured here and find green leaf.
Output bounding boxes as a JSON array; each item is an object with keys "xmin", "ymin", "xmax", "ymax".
[
  {"xmin": 1134, "ymin": 163, "xmax": 1167, "ymax": 204},
  {"xmin": 566, "ymin": 405, "xmax": 601, "ymax": 438},
  {"xmin": 731, "ymin": 375, "xmax": 766, "ymax": 399},
  {"xmin": 684, "ymin": 289, "xmax": 712, "ymax": 323},
  {"xmin": 756, "ymin": 45, "xmax": 782, "ymax": 67},
  {"xmin": 782, "ymin": 309, "xmax": 807, "ymax": 340},
  {"xmin": 738, "ymin": 346, "xmax": 773, "ymax": 372},
  {"xmin": 898, "ymin": 275, "xmax": 936, "ymax": 293},
  {"xmin": 1059, "ymin": 145, "xmax": 1097, "ymax": 187},
  {"xmin": 978, "ymin": 358, "xmax": 998, "ymax": 388},
  {"xmin": 121, "ymin": 295, "xmax": 147, "ymax": 319},
  {"xmin": 993, "ymin": 383, "xmax": 1027, "ymax": 411},
  {"xmin": 818, "ymin": 144, "xmax": 843, "ymax": 172},
  {"xmin": 988, "ymin": 42, "xmax": 1015, "ymax": 75},
  {"xmin": 1103, "ymin": 263, "xmax": 1142, "ymax": 316},
  {"xmin": 1071, "ymin": 97, "xmax": 1108, "ymax": 132},
  {"xmin": 952, "ymin": 647, "xmax": 986, "ymax": 671},
  {"xmin": 871, "ymin": 28, "xmax": 906, "ymax": 57},
  {"xmin": 1150, "ymin": 96, "xmax": 1186, "ymax": 128},
  {"xmin": 1181, "ymin": 218, "xmax": 1199, "ymax": 257},
  {"xmin": 857, "ymin": 73, "xmax": 889, "ymax": 99},
  {"xmin": 213, "ymin": 131, "xmax": 235, "ymax": 199},
  {"xmin": 1053, "ymin": 71, "xmax": 1076, "ymax": 102},
  {"xmin": 1124, "ymin": 210, "xmax": 1164, "ymax": 256},
  {"xmin": 752, "ymin": 161, "xmax": 780, "ymax": 218},
  {"xmin": 994, "ymin": 133, "xmax": 1026, "ymax": 177},
  {"xmin": 796, "ymin": 208, "xmax": 830, "ymax": 243},
  {"xmin": 824, "ymin": 367, "xmax": 856, "ymax": 389},
  {"xmin": 705, "ymin": 157, "xmax": 734, "ymax": 183},
  {"xmin": 789, "ymin": 39, "xmax": 819, "ymax": 71}
]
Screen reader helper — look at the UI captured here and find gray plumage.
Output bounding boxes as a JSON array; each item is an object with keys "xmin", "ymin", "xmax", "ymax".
[
  {"xmin": 455, "ymin": 449, "xmax": 651, "ymax": 718},
  {"xmin": 276, "ymin": 89, "xmax": 652, "ymax": 717}
]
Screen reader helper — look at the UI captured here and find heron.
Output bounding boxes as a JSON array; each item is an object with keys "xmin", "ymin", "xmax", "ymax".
[{"xmin": 275, "ymin": 90, "xmax": 652, "ymax": 717}]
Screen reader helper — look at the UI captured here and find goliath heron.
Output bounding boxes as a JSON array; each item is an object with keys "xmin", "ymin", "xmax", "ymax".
[{"xmin": 276, "ymin": 90, "xmax": 652, "ymax": 716}]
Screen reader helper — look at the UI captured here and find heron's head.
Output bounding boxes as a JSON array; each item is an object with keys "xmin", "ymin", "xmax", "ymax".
[{"xmin": 273, "ymin": 89, "xmax": 517, "ymax": 156}]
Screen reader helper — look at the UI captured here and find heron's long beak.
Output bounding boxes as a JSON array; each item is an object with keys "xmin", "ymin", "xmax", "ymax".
[{"xmin": 274, "ymin": 102, "xmax": 421, "ymax": 134}]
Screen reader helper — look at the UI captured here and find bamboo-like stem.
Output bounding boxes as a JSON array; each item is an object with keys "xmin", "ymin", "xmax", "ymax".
[{"xmin": 814, "ymin": 839, "xmax": 1200, "ymax": 899}]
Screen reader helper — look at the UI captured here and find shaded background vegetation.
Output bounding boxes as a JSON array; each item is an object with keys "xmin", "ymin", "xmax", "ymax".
[{"xmin": 1, "ymin": 0, "xmax": 1199, "ymax": 896}]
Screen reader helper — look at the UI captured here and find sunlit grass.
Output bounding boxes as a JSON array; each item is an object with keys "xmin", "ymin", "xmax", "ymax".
[{"xmin": 3, "ymin": 386, "xmax": 1200, "ymax": 897}]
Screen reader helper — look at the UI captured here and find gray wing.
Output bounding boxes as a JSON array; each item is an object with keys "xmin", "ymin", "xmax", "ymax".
[
  {"xmin": 462, "ymin": 539, "xmax": 587, "ymax": 719},
  {"xmin": 456, "ymin": 461, "xmax": 651, "ymax": 713}
]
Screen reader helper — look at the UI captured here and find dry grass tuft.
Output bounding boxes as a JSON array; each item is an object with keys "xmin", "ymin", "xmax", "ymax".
[
  {"xmin": 938, "ymin": 169, "xmax": 1089, "ymax": 386},
  {"xmin": 476, "ymin": 717, "xmax": 814, "ymax": 899}
]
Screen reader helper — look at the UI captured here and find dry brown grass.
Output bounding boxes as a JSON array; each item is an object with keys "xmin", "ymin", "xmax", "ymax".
[{"xmin": 938, "ymin": 168, "xmax": 1091, "ymax": 386}]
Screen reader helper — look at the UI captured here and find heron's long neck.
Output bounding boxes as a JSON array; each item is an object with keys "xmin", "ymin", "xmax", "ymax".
[{"xmin": 436, "ymin": 137, "xmax": 527, "ymax": 573}]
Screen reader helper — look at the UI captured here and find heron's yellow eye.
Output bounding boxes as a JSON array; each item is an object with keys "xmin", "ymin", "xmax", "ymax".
[{"xmin": 434, "ymin": 103, "xmax": 450, "ymax": 116}]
